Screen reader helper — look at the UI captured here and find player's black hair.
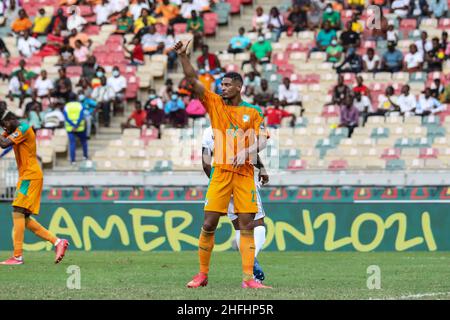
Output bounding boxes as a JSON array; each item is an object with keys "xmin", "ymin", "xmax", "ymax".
[{"xmin": 223, "ymin": 72, "xmax": 243, "ymax": 85}]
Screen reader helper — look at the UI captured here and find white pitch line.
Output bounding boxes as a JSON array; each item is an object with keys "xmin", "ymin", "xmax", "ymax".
[{"xmin": 375, "ymin": 292, "xmax": 450, "ymax": 300}]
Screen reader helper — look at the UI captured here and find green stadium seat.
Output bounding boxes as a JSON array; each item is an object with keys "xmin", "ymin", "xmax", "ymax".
[
  {"xmin": 280, "ymin": 148, "xmax": 301, "ymax": 159},
  {"xmin": 329, "ymin": 127, "xmax": 349, "ymax": 144},
  {"xmin": 153, "ymin": 160, "xmax": 173, "ymax": 172},
  {"xmin": 409, "ymin": 72, "xmax": 426, "ymax": 82},
  {"xmin": 394, "ymin": 138, "xmax": 415, "ymax": 148},
  {"xmin": 415, "ymin": 137, "xmax": 433, "ymax": 148},
  {"xmin": 427, "ymin": 126, "xmax": 446, "ymax": 139},
  {"xmin": 316, "ymin": 138, "xmax": 335, "ymax": 159},
  {"xmin": 371, "ymin": 127, "xmax": 390, "ymax": 140},
  {"xmin": 385, "ymin": 159, "xmax": 406, "ymax": 171},
  {"xmin": 79, "ymin": 160, "xmax": 96, "ymax": 172},
  {"xmin": 422, "ymin": 115, "xmax": 441, "ymax": 127},
  {"xmin": 294, "ymin": 117, "xmax": 308, "ymax": 128}
]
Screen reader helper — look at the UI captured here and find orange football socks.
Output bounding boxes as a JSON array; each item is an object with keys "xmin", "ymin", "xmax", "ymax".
[
  {"xmin": 25, "ymin": 217, "xmax": 57, "ymax": 245},
  {"xmin": 240, "ymin": 229, "xmax": 256, "ymax": 281},
  {"xmin": 198, "ymin": 228, "xmax": 215, "ymax": 274},
  {"xmin": 12, "ymin": 212, "xmax": 26, "ymax": 257}
]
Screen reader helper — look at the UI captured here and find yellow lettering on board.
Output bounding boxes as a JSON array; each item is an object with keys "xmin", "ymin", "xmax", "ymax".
[
  {"xmin": 275, "ymin": 210, "xmax": 314, "ymax": 251},
  {"xmin": 129, "ymin": 209, "xmax": 165, "ymax": 251},
  {"xmin": 82, "ymin": 215, "xmax": 130, "ymax": 251},
  {"xmin": 262, "ymin": 217, "xmax": 275, "ymax": 250},
  {"xmin": 385, "ymin": 213, "xmax": 423, "ymax": 251},
  {"xmin": 421, "ymin": 212, "xmax": 437, "ymax": 251},
  {"xmin": 164, "ymin": 210, "xmax": 198, "ymax": 251},
  {"xmin": 350, "ymin": 213, "xmax": 385, "ymax": 252},
  {"xmin": 214, "ymin": 217, "xmax": 234, "ymax": 252},
  {"xmin": 46, "ymin": 207, "xmax": 82, "ymax": 250},
  {"xmin": 313, "ymin": 213, "xmax": 352, "ymax": 251}
]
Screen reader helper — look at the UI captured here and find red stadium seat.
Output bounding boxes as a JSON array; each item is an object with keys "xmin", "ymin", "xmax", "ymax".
[
  {"xmin": 272, "ymin": 52, "xmax": 289, "ymax": 66},
  {"xmin": 322, "ymin": 105, "xmax": 340, "ymax": 118},
  {"xmin": 399, "ymin": 19, "xmax": 417, "ymax": 30},
  {"xmin": 438, "ymin": 18, "xmax": 450, "ymax": 29},
  {"xmin": 381, "ymin": 148, "xmax": 401, "ymax": 160},
  {"xmin": 288, "ymin": 159, "xmax": 307, "ymax": 170},
  {"xmin": 173, "ymin": 23, "xmax": 187, "ymax": 34},
  {"xmin": 419, "ymin": 148, "xmax": 439, "ymax": 159},
  {"xmin": 226, "ymin": 0, "xmax": 242, "ymax": 14},
  {"xmin": 204, "ymin": 19, "xmax": 218, "ymax": 36},
  {"xmin": 225, "ymin": 64, "xmax": 239, "ymax": 72},
  {"xmin": 203, "ymin": 12, "xmax": 218, "ymax": 23},
  {"xmin": 37, "ymin": 129, "xmax": 53, "ymax": 140},
  {"xmin": 66, "ymin": 66, "xmax": 82, "ymax": 77},
  {"xmin": 155, "ymin": 23, "xmax": 168, "ymax": 35},
  {"xmin": 287, "ymin": 42, "xmax": 308, "ymax": 52},
  {"xmin": 304, "ymin": 73, "xmax": 320, "ymax": 84},
  {"xmin": 328, "ymin": 160, "xmax": 348, "ymax": 171}
]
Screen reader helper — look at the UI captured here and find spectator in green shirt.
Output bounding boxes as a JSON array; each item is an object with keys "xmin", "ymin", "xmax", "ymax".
[
  {"xmin": 115, "ymin": 8, "xmax": 134, "ymax": 34},
  {"xmin": 322, "ymin": 4, "xmax": 341, "ymax": 30},
  {"xmin": 187, "ymin": 10, "xmax": 204, "ymax": 51},
  {"xmin": 250, "ymin": 35, "xmax": 272, "ymax": 63},
  {"xmin": 326, "ymin": 37, "xmax": 343, "ymax": 63}
]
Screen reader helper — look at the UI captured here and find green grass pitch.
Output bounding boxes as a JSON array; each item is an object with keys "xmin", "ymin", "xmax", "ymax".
[{"xmin": 1, "ymin": 251, "xmax": 450, "ymax": 300}]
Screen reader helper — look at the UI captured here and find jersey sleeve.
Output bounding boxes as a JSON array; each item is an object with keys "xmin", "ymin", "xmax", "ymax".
[
  {"xmin": 199, "ymin": 89, "xmax": 222, "ymax": 115},
  {"xmin": 7, "ymin": 123, "xmax": 30, "ymax": 145}
]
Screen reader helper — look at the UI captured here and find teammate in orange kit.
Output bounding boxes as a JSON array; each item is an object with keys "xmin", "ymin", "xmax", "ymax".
[
  {"xmin": 173, "ymin": 40, "xmax": 271, "ymax": 289},
  {"xmin": 0, "ymin": 106, "xmax": 69, "ymax": 265}
]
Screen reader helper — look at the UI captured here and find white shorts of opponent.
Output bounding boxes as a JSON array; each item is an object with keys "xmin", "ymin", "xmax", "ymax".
[{"xmin": 227, "ymin": 175, "xmax": 266, "ymax": 221}]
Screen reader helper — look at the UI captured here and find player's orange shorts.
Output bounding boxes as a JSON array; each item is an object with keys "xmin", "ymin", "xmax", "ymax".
[
  {"xmin": 205, "ymin": 167, "xmax": 258, "ymax": 214},
  {"xmin": 12, "ymin": 179, "xmax": 43, "ymax": 215}
]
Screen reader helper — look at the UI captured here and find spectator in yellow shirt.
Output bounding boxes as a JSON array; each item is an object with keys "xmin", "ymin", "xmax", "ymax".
[
  {"xmin": 32, "ymin": 8, "xmax": 51, "ymax": 36},
  {"xmin": 348, "ymin": 0, "xmax": 365, "ymax": 11},
  {"xmin": 134, "ymin": 8, "xmax": 157, "ymax": 34}
]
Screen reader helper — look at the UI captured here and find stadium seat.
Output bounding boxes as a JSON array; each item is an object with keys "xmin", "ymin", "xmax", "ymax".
[
  {"xmin": 381, "ymin": 148, "xmax": 401, "ymax": 159},
  {"xmin": 419, "ymin": 148, "xmax": 439, "ymax": 159},
  {"xmin": 385, "ymin": 159, "xmax": 406, "ymax": 171}
]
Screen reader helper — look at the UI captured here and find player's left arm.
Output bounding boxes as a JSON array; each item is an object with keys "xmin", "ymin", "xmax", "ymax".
[
  {"xmin": 0, "ymin": 135, "xmax": 14, "ymax": 149},
  {"xmin": 255, "ymin": 155, "xmax": 269, "ymax": 185}
]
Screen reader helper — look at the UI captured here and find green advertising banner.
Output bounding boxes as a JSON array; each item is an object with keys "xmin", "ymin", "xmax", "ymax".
[{"xmin": 0, "ymin": 201, "xmax": 448, "ymax": 252}]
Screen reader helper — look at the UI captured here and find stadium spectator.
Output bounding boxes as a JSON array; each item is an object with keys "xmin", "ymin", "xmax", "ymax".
[
  {"xmin": 109, "ymin": 0, "xmax": 130, "ymax": 13},
  {"xmin": 267, "ymin": 7, "xmax": 285, "ymax": 42},
  {"xmin": 180, "ymin": 0, "xmax": 200, "ymax": 20},
  {"xmin": 11, "ymin": 9, "xmax": 33, "ymax": 34},
  {"xmin": 74, "ymin": 39, "xmax": 91, "ymax": 65},
  {"xmin": 116, "ymin": 8, "xmax": 134, "ymax": 34},
  {"xmin": 278, "ymin": 77, "xmax": 303, "ymax": 113},
  {"xmin": 17, "ymin": 30, "xmax": 41, "ymax": 58},
  {"xmin": 155, "ymin": 0, "xmax": 180, "ymax": 25},
  {"xmin": 53, "ymin": 67, "xmax": 73, "ymax": 97},
  {"xmin": 42, "ymin": 99, "xmax": 65, "ymax": 129},
  {"xmin": 326, "ymin": 38, "xmax": 343, "ymax": 63},
  {"xmin": 330, "ymin": 75, "xmax": 351, "ymax": 105},
  {"xmin": 131, "ymin": 0, "xmax": 150, "ymax": 21},
  {"xmin": 313, "ymin": 21, "xmax": 337, "ymax": 53},
  {"xmin": 27, "ymin": 100, "xmax": 43, "ymax": 131},
  {"xmin": 241, "ymin": 52, "xmax": 263, "ymax": 75},
  {"xmin": 368, "ymin": 8, "xmax": 388, "ymax": 41},
  {"xmin": 58, "ymin": 38, "xmax": 75, "ymax": 66},
  {"xmin": 265, "ymin": 98, "xmax": 296, "ymax": 129},
  {"xmin": 352, "ymin": 91, "xmax": 372, "ymax": 122},
  {"xmin": 308, "ymin": 0, "xmax": 327, "ymax": 30},
  {"xmin": 39, "ymin": 26, "xmax": 64, "ymax": 57},
  {"xmin": 397, "ymin": 84, "xmax": 417, "ymax": 116},
  {"xmin": 335, "ymin": 47, "xmax": 363, "ymax": 73},
  {"xmin": 350, "ymin": 12, "xmax": 363, "ymax": 34},
  {"xmin": 164, "ymin": 93, "xmax": 187, "ymax": 128},
  {"xmin": 64, "ymin": 93, "xmax": 88, "ymax": 165},
  {"xmin": 375, "ymin": 86, "xmax": 400, "ymax": 116},
  {"xmin": 134, "ymin": 8, "xmax": 157, "ymax": 35},
  {"xmin": 252, "ymin": 7, "xmax": 269, "ymax": 33},
  {"xmin": 198, "ymin": 68, "xmax": 215, "ymax": 91},
  {"xmin": 391, "ymin": 0, "xmax": 410, "ymax": 18},
  {"xmin": 197, "ymin": 44, "xmax": 221, "ymax": 71},
  {"xmin": 81, "ymin": 56, "xmax": 98, "ymax": 81},
  {"xmin": 287, "ymin": 5, "xmax": 307, "ymax": 33},
  {"xmin": 34, "ymin": 70, "xmax": 54, "ymax": 99},
  {"xmin": 145, "ymin": 89, "xmax": 165, "ymax": 139},
  {"xmin": 8, "ymin": 71, "xmax": 31, "ymax": 108},
  {"xmin": 416, "ymin": 88, "xmax": 444, "ymax": 115},
  {"xmin": 254, "ymin": 79, "xmax": 275, "ymax": 107},
  {"xmin": 340, "ymin": 21, "xmax": 360, "ymax": 51},
  {"xmin": 163, "ymin": 26, "xmax": 180, "ymax": 70},
  {"xmin": 187, "ymin": 10, "xmax": 204, "ymax": 52},
  {"xmin": 440, "ymin": 83, "xmax": 450, "ymax": 103},
  {"xmin": 243, "ymin": 72, "xmax": 261, "ymax": 96},
  {"xmin": 381, "ymin": 41, "xmax": 403, "ymax": 73},
  {"xmin": 228, "ymin": 27, "xmax": 251, "ymax": 54},
  {"xmin": 352, "ymin": 76, "xmax": 371, "ymax": 100},
  {"xmin": 403, "ymin": 44, "xmax": 423, "ymax": 73},
  {"xmin": 141, "ymin": 24, "xmax": 165, "ymax": 54},
  {"xmin": 107, "ymin": 66, "xmax": 127, "ymax": 115},
  {"xmin": 250, "ymin": 35, "xmax": 272, "ymax": 64},
  {"xmin": 430, "ymin": 78, "xmax": 445, "ymax": 99},
  {"xmin": 94, "ymin": 0, "xmax": 114, "ymax": 26},
  {"xmin": 77, "ymin": 77, "xmax": 94, "ymax": 98},
  {"xmin": 362, "ymin": 48, "xmax": 381, "ymax": 73},
  {"xmin": 386, "ymin": 22, "xmax": 399, "ymax": 44},
  {"xmin": 321, "ymin": 3, "xmax": 341, "ymax": 30},
  {"xmin": 339, "ymin": 95, "xmax": 359, "ymax": 138},
  {"xmin": 78, "ymin": 90, "xmax": 97, "ymax": 137},
  {"xmin": 24, "ymin": 92, "xmax": 42, "ymax": 115},
  {"xmin": 12, "ymin": 59, "xmax": 37, "ymax": 80},
  {"xmin": 124, "ymin": 37, "xmax": 145, "ymax": 66},
  {"xmin": 0, "ymin": 38, "xmax": 10, "ymax": 60},
  {"xmin": 92, "ymin": 76, "xmax": 115, "ymax": 127},
  {"xmin": 32, "ymin": 8, "xmax": 51, "ymax": 36},
  {"xmin": 121, "ymin": 101, "xmax": 147, "ymax": 131},
  {"xmin": 429, "ymin": 0, "xmax": 448, "ymax": 18},
  {"xmin": 159, "ymin": 79, "xmax": 174, "ymax": 102},
  {"xmin": 67, "ymin": 6, "xmax": 87, "ymax": 33},
  {"xmin": 186, "ymin": 98, "xmax": 207, "ymax": 120},
  {"xmin": 424, "ymin": 38, "xmax": 445, "ymax": 72},
  {"xmin": 440, "ymin": 31, "xmax": 448, "ymax": 53},
  {"xmin": 47, "ymin": 8, "xmax": 67, "ymax": 34},
  {"xmin": 415, "ymin": 31, "xmax": 432, "ymax": 58},
  {"xmin": 68, "ymin": 28, "xmax": 93, "ymax": 49}
]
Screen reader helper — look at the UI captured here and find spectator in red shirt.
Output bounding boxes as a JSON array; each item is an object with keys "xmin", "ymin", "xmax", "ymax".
[
  {"xmin": 124, "ymin": 37, "xmax": 145, "ymax": 65},
  {"xmin": 264, "ymin": 98, "xmax": 296, "ymax": 128},
  {"xmin": 352, "ymin": 75, "xmax": 371, "ymax": 101},
  {"xmin": 121, "ymin": 101, "xmax": 147, "ymax": 131},
  {"xmin": 196, "ymin": 44, "xmax": 221, "ymax": 71}
]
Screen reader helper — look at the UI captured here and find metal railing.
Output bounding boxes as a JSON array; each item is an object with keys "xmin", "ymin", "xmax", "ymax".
[{"xmin": 0, "ymin": 159, "xmax": 18, "ymax": 200}]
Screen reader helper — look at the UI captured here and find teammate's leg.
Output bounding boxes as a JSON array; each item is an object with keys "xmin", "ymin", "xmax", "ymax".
[{"xmin": 253, "ymin": 218, "xmax": 266, "ymax": 257}]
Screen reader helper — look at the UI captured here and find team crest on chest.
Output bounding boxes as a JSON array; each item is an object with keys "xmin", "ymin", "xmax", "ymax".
[{"xmin": 243, "ymin": 114, "xmax": 250, "ymax": 123}]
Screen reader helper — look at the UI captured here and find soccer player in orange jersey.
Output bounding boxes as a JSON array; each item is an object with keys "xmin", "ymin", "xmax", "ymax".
[
  {"xmin": 173, "ymin": 41, "xmax": 271, "ymax": 289},
  {"xmin": 0, "ymin": 107, "xmax": 69, "ymax": 265}
]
